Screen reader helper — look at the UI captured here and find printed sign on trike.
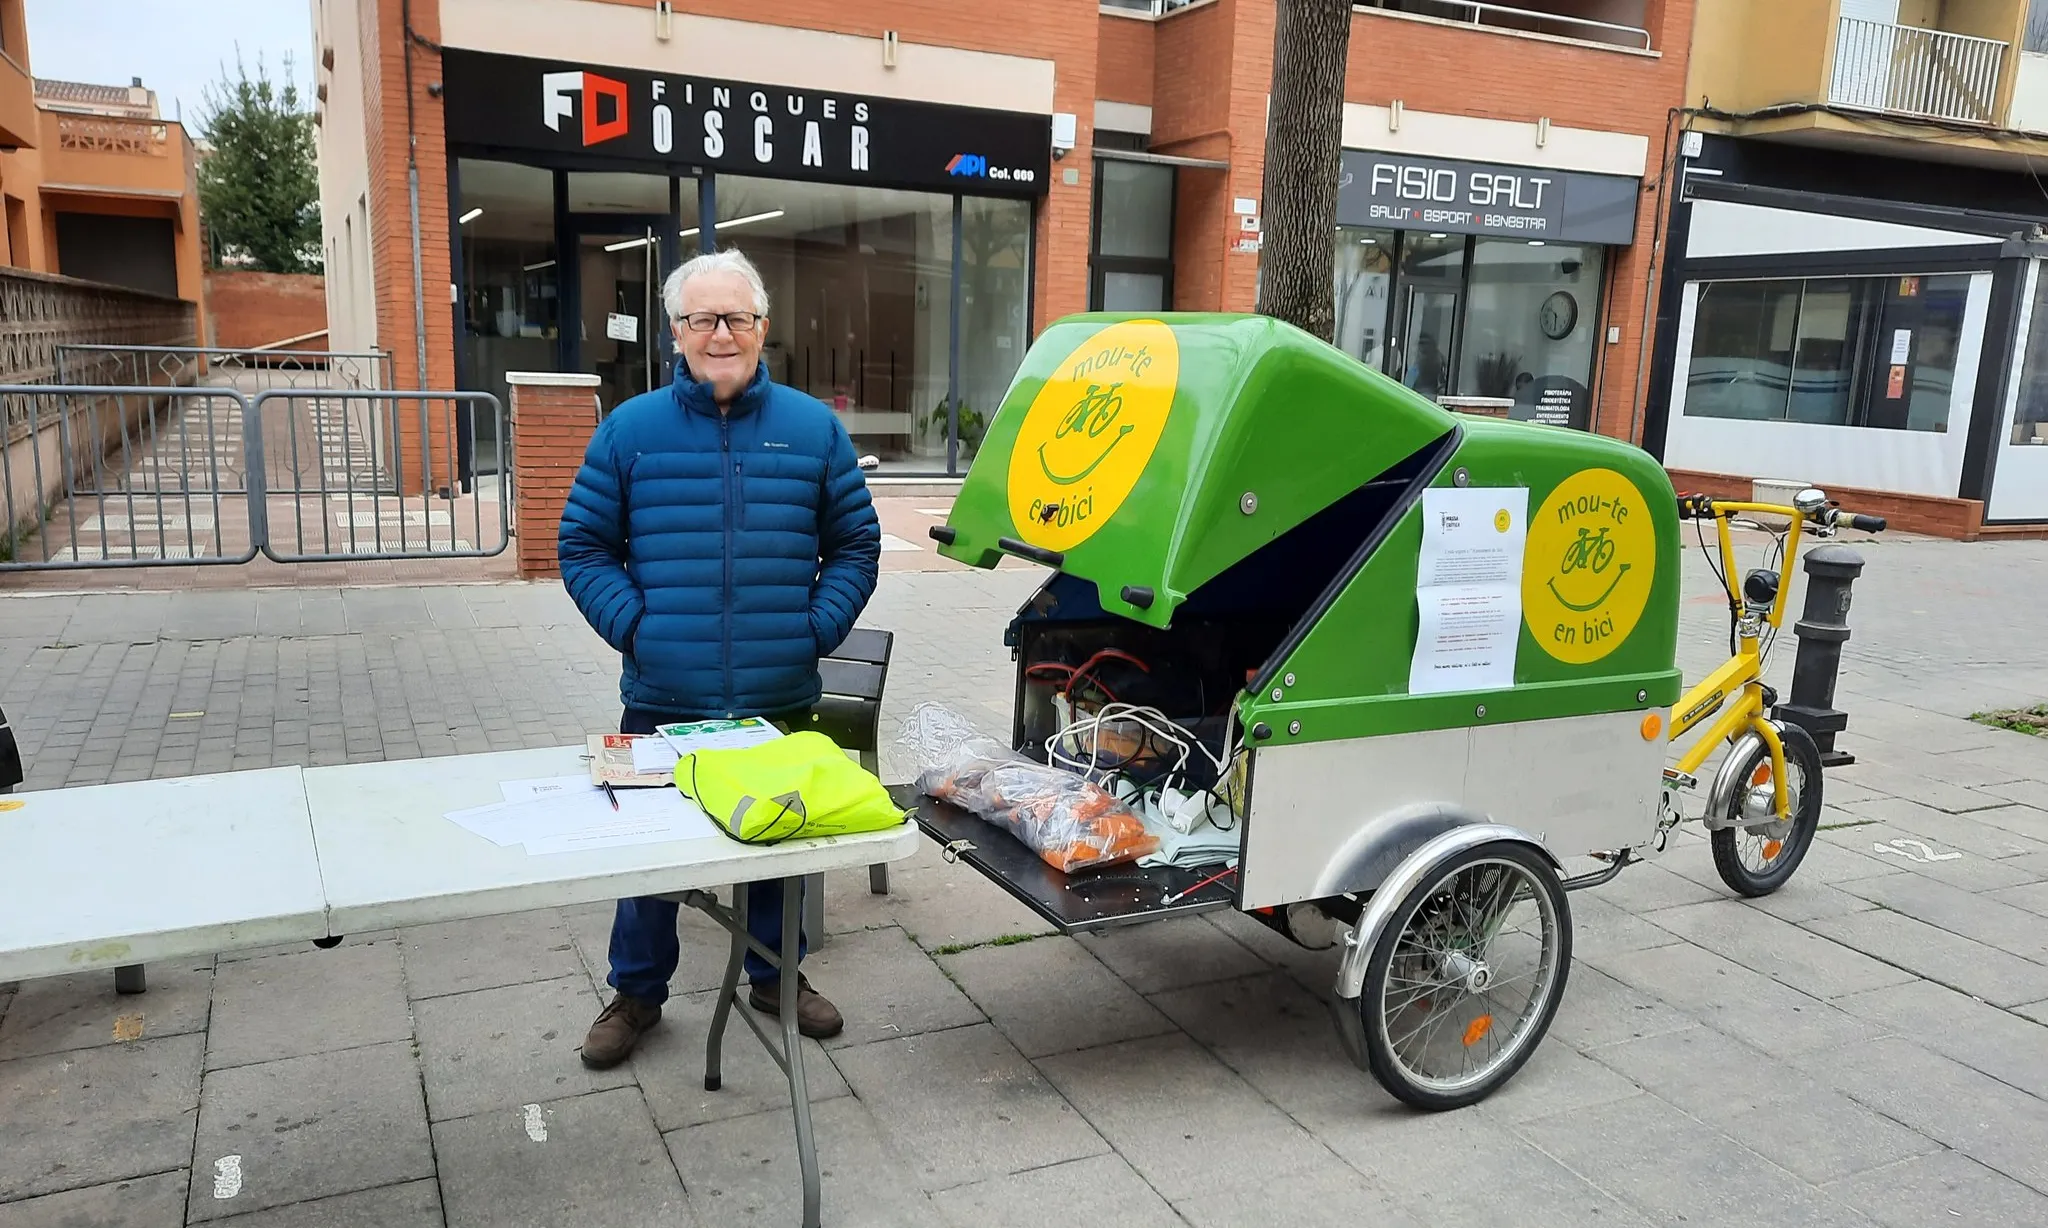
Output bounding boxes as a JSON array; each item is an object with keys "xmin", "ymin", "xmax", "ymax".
[
  {"xmin": 1522, "ymin": 468, "xmax": 1656, "ymax": 665},
  {"xmin": 1007, "ymin": 319, "xmax": 1180, "ymax": 552}
]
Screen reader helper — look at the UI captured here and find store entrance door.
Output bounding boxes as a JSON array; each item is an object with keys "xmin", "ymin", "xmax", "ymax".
[
  {"xmin": 1385, "ymin": 233, "xmax": 1466, "ymax": 401},
  {"xmin": 565, "ymin": 215, "xmax": 671, "ymax": 410}
]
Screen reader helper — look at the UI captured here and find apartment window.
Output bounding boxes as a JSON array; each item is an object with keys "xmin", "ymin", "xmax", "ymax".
[
  {"xmin": 1357, "ymin": 0, "xmax": 1651, "ymax": 50},
  {"xmin": 2027, "ymin": 0, "xmax": 2048, "ymax": 53},
  {"xmin": 1685, "ymin": 274, "xmax": 1970, "ymax": 432}
]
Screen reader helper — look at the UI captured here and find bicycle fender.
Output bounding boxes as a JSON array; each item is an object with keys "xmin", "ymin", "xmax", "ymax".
[
  {"xmin": 1329, "ymin": 816, "xmax": 1558, "ymax": 1005},
  {"xmin": 1703, "ymin": 728, "xmax": 1767, "ymax": 831}
]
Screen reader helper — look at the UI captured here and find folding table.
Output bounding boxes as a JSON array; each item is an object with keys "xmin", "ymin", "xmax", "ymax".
[{"xmin": 0, "ymin": 749, "xmax": 918, "ymax": 1228}]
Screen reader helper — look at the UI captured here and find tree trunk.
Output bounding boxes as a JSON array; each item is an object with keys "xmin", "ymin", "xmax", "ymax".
[{"xmin": 1255, "ymin": 0, "xmax": 1354, "ymax": 342}]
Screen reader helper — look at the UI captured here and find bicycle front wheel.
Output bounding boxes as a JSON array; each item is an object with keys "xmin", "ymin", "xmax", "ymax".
[{"xmin": 1711, "ymin": 723, "xmax": 1823, "ymax": 897}]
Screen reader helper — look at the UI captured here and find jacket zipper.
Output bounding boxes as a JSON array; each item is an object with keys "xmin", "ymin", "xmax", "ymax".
[{"xmin": 721, "ymin": 415, "xmax": 736, "ymax": 716}]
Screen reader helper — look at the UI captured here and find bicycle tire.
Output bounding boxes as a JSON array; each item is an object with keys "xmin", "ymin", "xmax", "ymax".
[{"xmin": 1711, "ymin": 723, "xmax": 1823, "ymax": 897}]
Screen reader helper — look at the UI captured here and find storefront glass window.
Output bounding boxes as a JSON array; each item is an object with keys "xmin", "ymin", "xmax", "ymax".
[
  {"xmin": 1333, "ymin": 227, "xmax": 1396, "ymax": 369},
  {"xmin": 1457, "ymin": 239, "xmax": 1604, "ymax": 429},
  {"xmin": 566, "ymin": 172, "xmax": 672, "ymax": 214},
  {"xmin": 713, "ymin": 175, "xmax": 954, "ymax": 473},
  {"xmin": 958, "ymin": 195, "xmax": 1032, "ymax": 465},
  {"xmin": 2012, "ymin": 268, "xmax": 2048, "ymax": 445},
  {"xmin": 455, "ymin": 159, "xmax": 559, "ymax": 475},
  {"xmin": 1685, "ymin": 274, "xmax": 1967, "ymax": 432}
]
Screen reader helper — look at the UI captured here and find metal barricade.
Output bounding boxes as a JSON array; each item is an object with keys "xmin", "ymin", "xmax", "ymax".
[
  {"xmin": 1, "ymin": 384, "xmax": 262, "ymax": 570},
  {"xmin": 2, "ymin": 383, "xmax": 506, "ymax": 571},
  {"xmin": 250, "ymin": 389, "xmax": 508, "ymax": 563}
]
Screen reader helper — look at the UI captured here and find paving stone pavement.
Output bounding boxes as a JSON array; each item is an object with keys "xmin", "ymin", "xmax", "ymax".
[{"xmin": 5, "ymin": 536, "xmax": 2048, "ymax": 1225}]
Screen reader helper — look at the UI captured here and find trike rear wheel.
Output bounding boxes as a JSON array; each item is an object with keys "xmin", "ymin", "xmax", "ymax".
[
  {"xmin": 1710, "ymin": 723, "xmax": 1823, "ymax": 897},
  {"xmin": 1359, "ymin": 841, "xmax": 1571, "ymax": 1111}
]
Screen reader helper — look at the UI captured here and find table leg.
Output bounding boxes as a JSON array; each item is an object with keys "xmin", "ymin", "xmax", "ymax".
[
  {"xmin": 868, "ymin": 863, "xmax": 890, "ymax": 895},
  {"xmin": 803, "ymin": 872, "xmax": 826, "ymax": 950},
  {"xmin": 703, "ymin": 885, "xmax": 747, "ymax": 1093},
  {"xmin": 780, "ymin": 879, "xmax": 822, "ymax": 1228},
  {"xmin": 114, "ymin": 964, "xmax": 146, "ymax": 995}
]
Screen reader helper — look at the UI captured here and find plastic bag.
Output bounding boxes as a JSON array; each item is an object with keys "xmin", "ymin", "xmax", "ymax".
[{"xmin": 899, "ymin": 704, "xmax": 1160, "ymax": 873}]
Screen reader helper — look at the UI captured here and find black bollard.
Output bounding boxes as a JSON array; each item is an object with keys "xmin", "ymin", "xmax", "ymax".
[{"xmin": 1774, "ymin": 544, "xmax": 1865, "ymax": 768}]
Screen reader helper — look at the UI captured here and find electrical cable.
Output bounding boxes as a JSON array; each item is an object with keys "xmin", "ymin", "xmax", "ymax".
[{"xmin": 1693, "ymin": 508, "xmax": 1736, "ymax": 658}]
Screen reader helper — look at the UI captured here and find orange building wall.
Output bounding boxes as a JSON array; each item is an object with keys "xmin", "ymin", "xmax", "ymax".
[
  {"xmin": 206, "ymin": 271, "xmax": 330, "ymax": 349},
  {"xmin": 0, "ymin": 106, "xmax": 205, "ymax": 315},
  {"xmin": 1152, "ymin": 0, "xmax": 1270, "ymax": 316},
  {"xmin": 1096, "ymin": 13, "xmax": 1154, "ymax": 106}
]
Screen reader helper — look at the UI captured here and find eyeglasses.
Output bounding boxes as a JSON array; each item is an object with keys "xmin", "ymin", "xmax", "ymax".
[{"xmin": 680, "ymin": 311, "xmax": 762, "ymax": 334}]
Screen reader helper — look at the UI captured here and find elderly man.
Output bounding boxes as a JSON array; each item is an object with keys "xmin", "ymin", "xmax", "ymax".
[{"xmin": 559, "ymin": 248, "xmax": 881, "ymax": 1068}]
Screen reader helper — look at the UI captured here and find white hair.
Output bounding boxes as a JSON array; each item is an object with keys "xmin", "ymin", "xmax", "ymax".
[{"xmin": 662, "ymin": 248, "xmax": 770, "ymax": 320}]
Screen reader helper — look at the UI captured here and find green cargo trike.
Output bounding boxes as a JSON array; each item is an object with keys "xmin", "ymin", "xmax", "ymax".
[{"xmin": 910, "ymin": 313, "xmax": 1878, "ymax": 1110}]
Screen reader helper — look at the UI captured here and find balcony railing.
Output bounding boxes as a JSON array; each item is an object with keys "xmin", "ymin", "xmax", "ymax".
[
  {"xmin": 53, "ymin": 113, "xmax": 171, "ymax": 157},
  {"xmin": 1355, "ymin": 1, "xmax": 1652, "ymax": 50},
  {"xmin": 1829, "ymin": 17, "xmax": 2006, "ymax": 125}
]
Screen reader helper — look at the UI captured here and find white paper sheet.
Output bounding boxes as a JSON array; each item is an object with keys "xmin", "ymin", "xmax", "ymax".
[
  {"xmin": 498, "ymin": 774, "xmax": 599, "ymax": 803},
  {"xmin": 1417, "ymin": 486, "xmax": 1528, "ymax": 588},
  {"xmin": 444, "ymin": 785, "xmax": 720, "ymax": 854},
  {"xmin": 1410, "ymin": 487, "xmax": 1528, "ymax": 696},
  {"xmin": 656, "ymin": 717, "xmax": 783, "ymax": 756},
  {"xmin": 629, "ymin": 738, "xmax": 682, "ymax": 775},
  {"xmin": 1410, "ymin": 584, "xmax": 1521, "ymax": 694}
]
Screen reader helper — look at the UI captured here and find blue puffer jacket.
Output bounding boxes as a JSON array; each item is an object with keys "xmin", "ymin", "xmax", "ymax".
[{"xmin": 558, "ymin": 362, "xmax": 881, "ymax": 719}]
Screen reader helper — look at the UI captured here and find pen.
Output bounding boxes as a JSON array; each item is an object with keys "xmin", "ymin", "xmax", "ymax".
[{"xmin": 602, "ymin": 781, "xmax": 620, "ymax": 811}]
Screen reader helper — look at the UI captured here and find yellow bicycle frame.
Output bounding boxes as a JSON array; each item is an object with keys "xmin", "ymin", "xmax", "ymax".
[{"xmin": 1666, "ymin": 502, "xmax": 1805, "ymax": 820}]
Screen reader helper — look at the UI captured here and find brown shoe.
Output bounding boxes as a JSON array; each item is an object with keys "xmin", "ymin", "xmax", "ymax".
[
  {"xmin": 581, "ymin": 993, "xmax": 661, "ymax": 1069},
  {"xmin": 749, "ymin": 975, "xmax": 844, "ymax": 1039}
]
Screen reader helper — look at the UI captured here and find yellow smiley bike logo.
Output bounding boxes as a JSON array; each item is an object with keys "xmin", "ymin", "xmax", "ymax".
[
  {"xmin": 1548, "ymin": 525, "xmax": 1629, "ymax": 612},
  {"xmin": 1523, "ymin": 469, "xmax": 1656, "ymax": 665},
  {"xmin": 1007, "ymin": 319, "xmax": 1179, "ymax": 551},
  {"xmin": 1039, "ymin": 381, "xmax": 1136, "ymax": 486}
]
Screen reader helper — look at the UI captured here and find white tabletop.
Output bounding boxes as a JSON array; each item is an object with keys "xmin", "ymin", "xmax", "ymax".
[
  {"xmin": 305, "ymin": 745, "xmax": 920, "ymax": 933},
  {"xmin": 0, "ymin": 768, "xmax": 328, "ymax": 983}
]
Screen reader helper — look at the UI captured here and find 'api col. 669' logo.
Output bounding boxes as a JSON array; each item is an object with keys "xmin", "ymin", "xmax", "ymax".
[
  {"xmin": 1523, "ymin": 468, "xmax": 1656, "ymax": 665},
  {"xmin": 1007, "ymin": 320, "xmax": 1179, "ymax": 552}
]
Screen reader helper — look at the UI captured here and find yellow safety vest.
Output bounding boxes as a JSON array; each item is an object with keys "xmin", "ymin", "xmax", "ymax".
[{"xmin": 677, "ymin": 732, "xmax": 908, "ymax": 844}]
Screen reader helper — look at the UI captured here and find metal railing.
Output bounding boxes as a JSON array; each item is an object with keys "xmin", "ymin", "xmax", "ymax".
[
  {"xmin": 1354, "ymin": 1, "xmax": 1652, "ymax": 50},
  {"xmin": 1830, "ymin": 17, "xmax": 2007, "ymax": 125},
  {"xmin": 1100, "ymin": 0, "xmax": 1200, "ymax": 15},
  {"xmin": 55, "ymin": 343, "xmax": 390, "ymax": 393},
  {"xmin": 54, "ymin": 345, "xmax": 394, "ymax": 496},
  {"xmin": 1, "ymin": 382, "xmax": 506, "ymax": 571}
]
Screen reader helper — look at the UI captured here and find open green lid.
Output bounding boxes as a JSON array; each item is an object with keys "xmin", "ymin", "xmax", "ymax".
[{"xmin": 935, "ymin": 313, "xmax": 1457, "ymax": 627}]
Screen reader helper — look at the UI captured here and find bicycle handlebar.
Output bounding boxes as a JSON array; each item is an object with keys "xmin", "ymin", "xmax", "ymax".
[{"xmin": 1674, "ymin": 494, "xmax": 1885, "ymax": 533}]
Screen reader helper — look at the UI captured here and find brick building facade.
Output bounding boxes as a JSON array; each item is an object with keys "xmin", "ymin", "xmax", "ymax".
[{"xmin": 313, "ymin": 0, "xmax": 1690, "ymax": 478}]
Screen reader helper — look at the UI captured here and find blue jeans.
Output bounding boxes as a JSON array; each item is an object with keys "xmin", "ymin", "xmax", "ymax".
[{"xmin": 605, "ymin": 707, "xmax": 805, "ymax": 1005}]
